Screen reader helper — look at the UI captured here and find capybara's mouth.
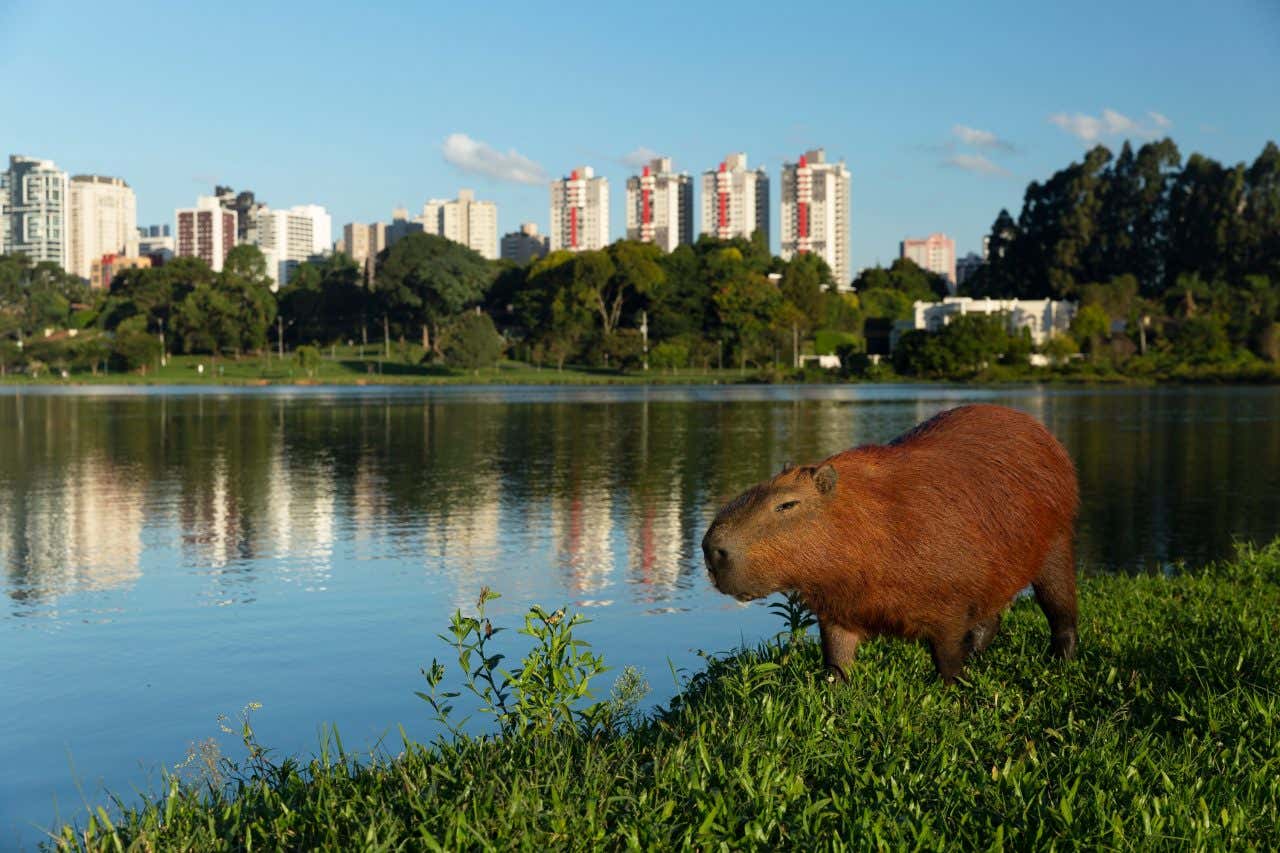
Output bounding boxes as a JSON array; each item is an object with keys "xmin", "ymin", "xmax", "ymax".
[{"xmin": 733, "ymin": 592, "xmax": 761, "ymax": 603}]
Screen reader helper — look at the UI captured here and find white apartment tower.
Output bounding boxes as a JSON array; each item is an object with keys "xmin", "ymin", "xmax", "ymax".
[
  {"xmin": 418, "ymin": 189, "xmax": 498, "ymax": 260},
  {"xmin": 780, "ymin": 149, "xmax": 851, "ymax": 290},
  {"xmin": 550, "ymin": 167, "xmax": 609, "ymax": 252},
  {"xmin": 699, "ymin": 153, "xmax": 769, "ymax": 243},
  {"xmin": 1, "ymin": 155, "xmax": 70, "ymax": 269},
  {"xmin": 175, "ymin": 195, "xmax": 238, "ymax": 272},
  {"xmin": 68, "ymin": 175, "xmax": 138, "ymax": 281},
  {"xmin": 625, "ymin": 157, "xmax": 692, "ymax": 251},
  {"xmin": 251, "ymin": 204, "xmax": 332, "ymax": 289}
]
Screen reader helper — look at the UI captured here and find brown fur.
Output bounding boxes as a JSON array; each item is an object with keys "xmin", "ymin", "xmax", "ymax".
[{"xmin": 701, "ymin": 404, "xmax": 1079, "ymax": 684}]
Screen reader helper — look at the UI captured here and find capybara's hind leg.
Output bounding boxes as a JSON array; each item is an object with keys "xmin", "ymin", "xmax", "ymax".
[
  {"xmin": 1033, "ymin": 534, "xmax": 1079, "ymax": 660},
  {"xmin": 965, "ymin": 614, "xmax": 1002, "ymax": 657},
  {"xmin": 819, "ymin": 620, "xmax": 862, "ymax": 683}
]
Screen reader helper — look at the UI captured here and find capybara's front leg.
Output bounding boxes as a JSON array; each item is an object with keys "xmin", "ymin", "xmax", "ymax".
[
  {"xmin": 927, "ymin": 628, "xmax": 969, "ymax": 685},
  {"xmin": 820, "ymin": 620, "xmax": 862, "ymax": 683}
]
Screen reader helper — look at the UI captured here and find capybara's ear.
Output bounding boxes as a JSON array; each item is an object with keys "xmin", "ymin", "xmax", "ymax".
[
  {"xmin": 814, "ymin": 464, "xmax": 838, "ymax": 495},
  {"xmin": 780, "ymin": 461, "xmax": 795, "ymax": 474}
]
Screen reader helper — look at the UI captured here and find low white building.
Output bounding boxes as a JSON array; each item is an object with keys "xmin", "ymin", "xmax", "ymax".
[{"xmin": 897, "ymin": 296, "xmax": 1077, "ymax": 348}]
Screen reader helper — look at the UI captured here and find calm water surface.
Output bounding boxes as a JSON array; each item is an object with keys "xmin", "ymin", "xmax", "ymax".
[{"xmin": 3, "ymin": 383, "xmax": 1279, "ymax": 844}]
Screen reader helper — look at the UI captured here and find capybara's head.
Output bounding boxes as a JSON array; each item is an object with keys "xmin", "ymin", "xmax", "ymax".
[{"xmin": 702, "ymin": 463, "xmax": 839, "ymax": 600}]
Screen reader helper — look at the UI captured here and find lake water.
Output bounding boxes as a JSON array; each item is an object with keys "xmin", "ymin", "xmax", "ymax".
[{"xmin": 3, "ymin": 383, "xmax": 1279, "ymax": 845}]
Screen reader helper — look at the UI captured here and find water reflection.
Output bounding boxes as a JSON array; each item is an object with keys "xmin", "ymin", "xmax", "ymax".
[{"xmin": 2, "ymin": 386, "xmax": 1279, "ymax": 618}]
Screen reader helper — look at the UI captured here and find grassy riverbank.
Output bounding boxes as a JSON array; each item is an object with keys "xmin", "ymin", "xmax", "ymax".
[
  {"xmin": 54, "ymin": 540, "xmax": 1280, "ymax": 850},
  {"xmin": 0, "ymin": 353, "xmax": 750, "ymax": 387},
  {"xmin": 4, "ymin": 351, "xmax": 1278, "ymax": 388}
]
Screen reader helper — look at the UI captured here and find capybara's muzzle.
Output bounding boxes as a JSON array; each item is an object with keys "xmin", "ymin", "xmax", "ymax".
[{"xmin": 702, "ymin": 525, "xmax": 731, "ymax": 583}]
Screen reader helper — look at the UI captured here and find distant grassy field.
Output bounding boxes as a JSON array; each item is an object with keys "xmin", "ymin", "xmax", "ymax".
[
  {"xmin": 0, "ymin": 351, "xmax": 760, "ymax": 387},
  {"xmin": 5, "ymin": 351, "xmax": 1278, "ymax": 388},
  {"xmin": 52, "ymin": 540, "xmax": 1280, "ymax": 850}
]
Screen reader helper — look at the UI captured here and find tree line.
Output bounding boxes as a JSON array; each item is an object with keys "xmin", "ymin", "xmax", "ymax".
[
  {"xmin": 2, "ymin": 137, "xmax": 1276, "ymax": 379},
  {"xmin": 956, "ymin": 139, "xmax": 1280, "ymax": 372}
]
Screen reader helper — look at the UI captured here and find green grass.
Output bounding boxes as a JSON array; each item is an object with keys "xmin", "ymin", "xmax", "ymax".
[
  {"xmin": 0, "ymin": 352, "xmax": 764, "ymax": 387},
  {"xmin": 52, "ymin": 540, "xmax": 1280, "ymax": 850}
]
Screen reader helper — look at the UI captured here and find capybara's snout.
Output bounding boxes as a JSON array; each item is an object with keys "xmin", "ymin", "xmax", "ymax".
[
  {"xmin": 702, "ymin": 523, "xmax": 760, "ymax": 599},
  {"xmin": 701, "ymin": 525, "xmax": 730, "ymax": 580}
]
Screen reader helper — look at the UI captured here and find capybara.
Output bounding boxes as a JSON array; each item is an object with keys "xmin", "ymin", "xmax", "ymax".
[{"xmin": 701, "ymin": 404, "xmax": 1078, "ymax": 684}]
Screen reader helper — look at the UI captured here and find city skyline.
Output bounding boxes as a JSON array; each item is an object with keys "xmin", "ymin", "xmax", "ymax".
[{"xmin": 1, "ymin": 2, "xmax": 1277, "ymax": 270}]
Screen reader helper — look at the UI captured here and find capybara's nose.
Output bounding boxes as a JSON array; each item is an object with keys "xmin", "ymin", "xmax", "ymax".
[{"xmin": 702, "ymin": 529, "xmax": 729, "ymax": 575}]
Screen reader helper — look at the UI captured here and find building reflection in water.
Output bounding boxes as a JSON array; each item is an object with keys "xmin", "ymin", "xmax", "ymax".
[
  {"xmin": 2, "ymin": 388, "xmax": 1280, "ymax": 620},
  {"xmin": 0, "ymin": 454, "xmax": 144, "ymax": 611}
]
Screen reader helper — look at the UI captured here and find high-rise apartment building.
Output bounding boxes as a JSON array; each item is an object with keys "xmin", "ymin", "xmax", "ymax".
[
  {"xmin": 386, "ymin": 207, "xmax": 424, "ymax": 247},
  {"xmin": 137, "ymin": 225, "xmax": 174, "ymax": 265},
  {"xmin": 342, "ymin": 221, "xmax": 387, "ymax": 283},
  {"xmin": 780, "ymin": 149, "xmax": 851, "ymax": 289},
  {"xmin": 214, "ymin": 185, "xmax": 265, "ymax": 243},
  {"xmin": 699, "ymin": 153, "xmax": 769, "ymax": 243},
  {"xmin": 625, "ymin": 157, "xmax": 693, "ymax": 252},
  {"xmin": 68, "ymin": 175, "xmax": 138, "ymax": 281},
  {"xmin": 251, "ymin": 204, "xmax": 332, "ymax": 288},
  {"xmin": 900, "ymin": 233, "xmax": 957, "ymax": 289},
  {"xmin": 175, "ymin": 195, "xmax": 238, "ymax": 272},
  {"xmin": 500, "ymin": 223, "xmax": 550, "ymax": 264},
  {"xmin": 1, "ymin": 155, "xmax": 70, "ymax": 268},
  {"xmin": 342, "ymin": 222, "xmax": 387, "ymax": 264},
  {"xmin": 419, "ymin": 189, "xmax": 498, "ymax": 260},
  {"xmin": 550, "ymin": 167, "xmax": 609, "ymax": 252}
]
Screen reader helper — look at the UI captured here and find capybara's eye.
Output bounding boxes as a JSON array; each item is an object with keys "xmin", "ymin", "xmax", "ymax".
[{"xmin": 775, "ymin": 500, "xmax": 800, "ymax": 513}]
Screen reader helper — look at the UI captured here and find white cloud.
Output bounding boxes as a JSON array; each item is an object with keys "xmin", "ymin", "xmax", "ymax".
[
  {"xmin": 951, "ymin": 124, "xmax": 1014, "ymax": 152},
  {"xmin": 441, "ymin": 133, "xmax": 547, "ymax": 185},
  {"xmin": 1048, "ymin": 108, "xmax": 1173, "ymax": 143},
  {"xmin": 620, "ymin": 146, "xmax": 661, "ymax": 168},
  {"xmin": 944, "ymin": 153, "xmax": 1009, "ymax": 176}
]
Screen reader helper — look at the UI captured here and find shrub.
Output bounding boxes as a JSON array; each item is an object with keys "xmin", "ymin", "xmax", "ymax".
[
  {"xmin": 813, "ymin": 329, "xmax": 861, "ymax": 356},
  {"xmin": 443, "ymin": 312, "xmax": 504, "ymax": 372},
  {"xmin": 1044, "ymin": 333, "xmax": 1080, "ymax": 364},
  {"xmin": 295, "ymin": 345, "xmax": 322, "ymax": 377},
  {"xmin": 1172, "ymin": 314, "xmax": 1232, "ymax": 364},
  {"xmin": 111, "ymin": 329, "xmax": 162, "ymax": 372},
  {"xmin": 649, "ymin": 341, "xmax": 689, "ymax": 371}
]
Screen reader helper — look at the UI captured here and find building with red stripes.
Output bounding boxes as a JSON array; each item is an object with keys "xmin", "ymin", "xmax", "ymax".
[
  {"xmin": 780, "ymin": 148, "xmax": 851, "ymax": 290},
  {"xmin": 624, "ymin": 156, "xmax": 692, "ymax": 252},
  {"xmin": 549, "ymin": 166, "xmax": 609, "ymax": 252},
  {"xmin": 699, "ymin": 153, "xmax": 769, "ymax": 244}
]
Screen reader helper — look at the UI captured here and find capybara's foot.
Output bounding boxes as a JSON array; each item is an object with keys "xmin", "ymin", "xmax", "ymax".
[
  {"xmin": 1049, "ymin": 629, "xmax": 1078, "ymax": 660},
  {"xmin": 824, "ymin": 664, "xmax": 849, "ymax": 684},
  {"xmin": 928, "ymin": 633, "xmax": 968, "ymax": 685}
]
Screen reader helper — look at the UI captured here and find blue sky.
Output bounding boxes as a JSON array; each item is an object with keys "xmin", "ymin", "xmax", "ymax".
[{"xmin": 2, "ymin": 0, "xmax": 1277, "ymax": 272}]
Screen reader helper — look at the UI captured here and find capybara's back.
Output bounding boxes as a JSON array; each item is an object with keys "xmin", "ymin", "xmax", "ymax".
[{"xmin": 702, "ymin": 404, "xmax": 1079, "ymax": 684}]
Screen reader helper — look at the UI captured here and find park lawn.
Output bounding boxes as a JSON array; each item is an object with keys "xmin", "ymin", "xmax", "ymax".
[
  {"xmin": 0, "ymin": 353, "xmax": 759, "ymax": 387},
  {"xmin": 53, "ymin": 539, "xmax": 1280, "ymax": 850}
]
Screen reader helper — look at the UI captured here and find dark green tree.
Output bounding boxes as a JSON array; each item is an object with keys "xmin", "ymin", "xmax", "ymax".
[{"xmin": 375, "ymin": 233, "xmax": 491, "ymax": 353}]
